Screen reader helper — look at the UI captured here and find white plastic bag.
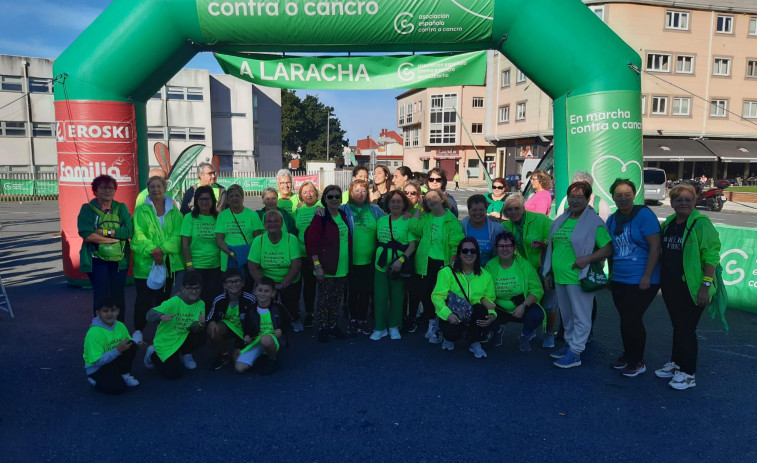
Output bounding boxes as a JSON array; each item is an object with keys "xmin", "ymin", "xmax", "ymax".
[{"xmin": 146, "ymin": 263, "xmax": 167, "ymax": 290}]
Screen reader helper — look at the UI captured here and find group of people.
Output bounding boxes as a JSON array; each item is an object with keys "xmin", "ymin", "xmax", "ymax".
[{"xmin": 80, "ymin": 163, "xmax": 722, "ymax": 394}]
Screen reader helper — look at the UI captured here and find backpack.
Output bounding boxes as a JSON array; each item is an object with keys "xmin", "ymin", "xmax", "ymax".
[{"xmin": 89, "ymin": 203, "xmax": 125, "ymax": 262}]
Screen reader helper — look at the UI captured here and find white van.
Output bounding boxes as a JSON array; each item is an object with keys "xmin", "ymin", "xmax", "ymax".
[{"xmin": 643, "ymin": 168, "xmax": 667, "ymax": 205}]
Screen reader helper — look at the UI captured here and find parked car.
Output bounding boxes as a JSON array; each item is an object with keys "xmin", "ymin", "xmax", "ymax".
[
  {"xmin": 505, "ymin": 174, "xmax": 521, "ymax": 191},
  {"xmin": 643, "ymin": 167, "xmax": 667, "ymax": 205}
]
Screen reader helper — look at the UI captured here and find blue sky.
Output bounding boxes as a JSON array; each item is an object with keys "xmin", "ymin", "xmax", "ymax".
[{"xmin": 0, "ymin": 0, "xmax": 400, "ymax": 145}]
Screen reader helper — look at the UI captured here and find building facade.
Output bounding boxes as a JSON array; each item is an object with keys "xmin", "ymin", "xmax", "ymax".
[
  {"xmin": 485, "ymin": 0, "xmax": 757, "ymax": 181},
  {"xmin": 397, "ymin": 86, "xmax": 496, "ymax": 183},
  {"xmin": 0, "ymin": 54, "xmax": 282, "ymax": 175}
]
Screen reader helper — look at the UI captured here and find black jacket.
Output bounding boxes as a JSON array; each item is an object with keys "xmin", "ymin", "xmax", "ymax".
[
  {"xmin": 241, "ymin": 301, "xmax": 287, "ymax": 340},
  {"xmin": 180, "ymin": 183, "xmax": 227, "ymax": 215},
  {"xmin": 206, "ymin": 291, "xmax": 256, "ymax": 324}
]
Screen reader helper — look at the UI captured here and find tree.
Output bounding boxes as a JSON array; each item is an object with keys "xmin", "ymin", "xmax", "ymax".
[{"xmin": 281, "ymin": 91, "xmax": 347, "ymax": 165}]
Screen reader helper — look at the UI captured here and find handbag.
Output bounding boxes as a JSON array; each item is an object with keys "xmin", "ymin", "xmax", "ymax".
[
  {"xmin": 445, "ymin": 269, "xmax": 473, "ymax": 323},
  {"xmin": 227, "ymin": 210, "xmax": 251, "ymax": 269},
  {"xmin": 580, "ymin": 260, "xmax": 608, "ymax": 292},
  {"xmin": 146, "ymin": 263, "xmax": 167, "ymax": 290}
]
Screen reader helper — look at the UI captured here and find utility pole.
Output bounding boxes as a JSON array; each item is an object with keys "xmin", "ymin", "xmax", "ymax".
[{"xmin": 326, "ymin": 114, "xmax": 330, "ymax": 161}]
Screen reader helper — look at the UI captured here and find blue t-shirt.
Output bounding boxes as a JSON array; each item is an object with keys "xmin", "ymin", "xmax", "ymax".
[
  {"xmin": 607, "ymin": 207, "xmax": 661, "ymax": 284},
  {"xmin": 466, "ymin": 222, "xmax": 494, "ymax": 266}
]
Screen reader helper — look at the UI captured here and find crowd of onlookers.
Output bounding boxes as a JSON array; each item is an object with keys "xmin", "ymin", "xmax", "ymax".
[{"xmin": 80, "ymin": 163, "xmax": 724, "ymax": 394}]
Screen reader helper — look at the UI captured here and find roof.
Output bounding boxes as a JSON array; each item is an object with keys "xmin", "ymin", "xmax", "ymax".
[{"xmin": 584, "ymin": 0, "xmax": 757, "ymax": 14}]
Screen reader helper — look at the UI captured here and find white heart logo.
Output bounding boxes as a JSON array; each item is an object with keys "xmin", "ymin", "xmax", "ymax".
[{"xmin": 590, "ymin": 155, "xmax": 642, "ymax": 205}]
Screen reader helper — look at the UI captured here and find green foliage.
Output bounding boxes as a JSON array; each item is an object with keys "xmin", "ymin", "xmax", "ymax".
[
  {"xmin": 281, "ymin": 90, "xmax": 347, "ymax": 164},
  {"xmin": 725, "ymin": 186, "xmax": 757, "ymax": 193}
]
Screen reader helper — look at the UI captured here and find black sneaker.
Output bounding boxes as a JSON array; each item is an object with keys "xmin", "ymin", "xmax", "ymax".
[
  {"xmin": 210, "ymin": 352, "xmax": 231, "ymax": 371},
  {"xmin": 259, "ymin": 357, "xmax": 279, "ymax": 376},
  {"xmin": 318, "ymin": 329, "xmax": 330, "ymax": 343},
  {"xmin": 611, "ymin": 356, "xmax": 628, "ymax": 370},
  {"xmin": 329, "ymin": 326, "xmax": 349, "ymax": 339},
  {"xmin": 304, "ymin": 313, "xmax": 314, "ymax": 328}
]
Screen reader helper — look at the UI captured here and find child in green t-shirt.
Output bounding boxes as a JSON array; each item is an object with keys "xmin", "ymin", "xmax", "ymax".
[
  {"xmin": 235, "ymin": 277, "xmax": 284, "ymax": 376},
  {"xmin": 82, "ymin": 297, "xmax": 140, "ymax": 394},
  {"xmin": 207, "ymin": 268, "xmax": 256, "ymax": 370},
  {"xmin": 143, "ymin": 271, "xmax": 207, "ymax": 379}
]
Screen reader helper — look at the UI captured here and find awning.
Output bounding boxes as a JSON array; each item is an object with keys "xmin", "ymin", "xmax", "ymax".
[
  {"xmin": 435, "ymin": 155, "xmax": 462, "ymax": 160},
  {"xmin": 643, "ymin": 137, "xmax": 716, "ymax": 161},
  {"xmin": 698, "ymin": 139, "xmax": 757, "ymax": 162},
  {"xmin": 419, "ymin": 156, "xmax": 431, "ymax": 161}
]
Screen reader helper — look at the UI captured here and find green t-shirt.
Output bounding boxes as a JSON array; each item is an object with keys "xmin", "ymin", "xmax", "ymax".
[
  {"xmin": 277, "ymin": 193, "xmax": 300, "ymax": 213},
  {"xmin": 350, "ymin": 205, "xmax": 378, "ymax": 266},
  {"xmin": 428, "ymin": 215, "xmax": 447, "ymax": 260},
  {"xmin": 551, "ymin": 219, "xmax": 612, "ymax": 285},
  {"xmin": 153, "ymin": 296, "xmax": 206, "ymax": 361},
  {"xmin": 333, "ymin": 214, "xmax": 349, "ymax": 278},
  {"xmin": 487, "ymin": 201, "xmax": 504, "ymax": 216},
  {"xmin": 240, "ymin": 307, "xmax": 278, "ymax": 354},
  {"xmin": 181, "ymin": 214, "xmax": 220, "ymax": 269},
  {"xmin": 83, "ymin": 321, "xmax": 132, "ymax": 366},
  {"xmin": 375, "ymin": 215, "xmax": 417, "ymax": 272},
  {"xmin": 484, "ymin": 260, "xmax": 520, "ymax": 312},
  {"xmin": 295, "ymin": 205, "xmax": 318, "ymax": 255},
  {"xmin": 222, "ymin": 302, "xmax": 244, "ymax": 339},
  {"xmin": 215, "ymin": 208, "xmax": 263, "ymax": 271},
  {"xmin": 249, "ymin": 233, "xmax": 302, "ymax": 283}
]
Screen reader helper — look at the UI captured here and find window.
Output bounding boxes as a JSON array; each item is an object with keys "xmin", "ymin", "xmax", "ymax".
[
  {"xmin": 168, "ymin": 127, "xmax": 206, "ymax": 140},
  {"xmin": 672, "ymin": 97, "xmax": 691, "ymax": 116},
  {"xmin": 186, "ymin": 87, "xmax": 203, "ymax": 101},
  {"xmin": 498, "ymin": 105, "xmax": 510, "ymax": 123},
  {"xmin": 188, "ymin": 128, "xmax": 205, "ymax": 141},
  {"xmin": 646, "ymin": 53, "xmax": 671, "ymax": 72},
  {"xmin": 750, "ymin": 18, "xmax": 757, "ymax": 36},
  {"xmin": 398, "ymin": 104, "xmax": 405, "ymax": 125},
  {"xmin": 747, "ymin": 60, "xmax": 757, "ymax": 78},
  {"xmin": 713, "ymin": 57, "xmax": 731, "ymax": 76},
  {"xmin": 710, "ymin": 99, "xmax": 727, "ymax": 117},
  {"xmin": 1, "ymin": 75, "xmax": 23, "ymax": 92},
  {"xmin": 412, "ymin": 128, "xmax": 419, "ymax": 146},
  {"xmin": 151, "ymin": 91, "xmax": 162, "ymax": 100},
  {"xmin": 652, "ymin": 96, "xmax": 668, "ymax": 115},
  {"xmin": 501, "ymin": 69, "xmax": 510, "ymax": 88},
  {"xmin": 1, "ymin": 121, "xmax": 27, "ymax": 136},
  {"xmin": 516, "ymin": 102, "xmax": 526, "ymax": 120},
  {"xmin": 147, "ymin": 127, "xmax": 165, "ymax": 140},
  {"xmin": 32, "ymin": 122, "xmax": 54, "ymax": 137},
  {"xmin": 743, "ymin": 101, "xmax": 757, "ymax": 119},
  {"xmin": 676, "ymin": 55, "xmax": 694, "ymax": 74},
  {"xmin": 416, "ymin": 101, "xmax": 422, "ymax": 113},
  {"xmin": 428, "ymin": 93, "xmax": 457, "ymax": 144},
  {"xmin": 471, "ymin": 123, "xmax": 483, "ymax": 134},
  {"xmin": 422, "ymin": 160, "xmax": 430, "ymax": 170},
  {"xmin": 166, "ymin": 86, "xmax": 204, "ymax": 101},
  {"xmin": 404, "ymin": 129, "xmax": 411, "ymax": 147},
  {"xmin": 516, "ymin": 70, "xmax": 526, "ymax": 83},
  {"xmin": 472, "ymin": 97, "xmax": 484, "ymax": 108},
  {"xmin": 666, "ymin": 10, "xmax": 690, "ymax": 30},
  {"xmin": 716, "ymin": 15, "xmax": 733, "ymax": 34},
  {"xmin": 406, "ymin": 102, "xmax": 413, "ymax": 124},
  {"xmin": 28, "ymin": 78, "xmax": 51, "ymax": 93},
  {"xmin": 590, "ymin": 5, "xmax": 605, "ymax": 21},
  {"xmin": 641, "ymin": 95, "xmax": 647, "ymax": 115}
]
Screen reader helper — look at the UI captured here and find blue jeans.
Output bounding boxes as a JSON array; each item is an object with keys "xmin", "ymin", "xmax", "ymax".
[
  {"xmin": 87, "ymin": 258, "xmax": 127, "ymax": 322},
  {"xmin": 495, "ymin": 303, "xmax": 544, "ymax": 336}
]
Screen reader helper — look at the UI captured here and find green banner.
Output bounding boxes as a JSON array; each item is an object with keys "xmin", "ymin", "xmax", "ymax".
[
  {"xmin": 216, "ymin": 51, "xmax": 487, "ymax": 89},
  {"xmin": 0, "ymin": 179, "xmax": 35, "ymax": 195},
  {"xmin": 564, "ymin": 91, "xmax": 643, "ymax": 206},
  {"xmin": 35, "ymin": 180, "xmax": 59, "ymax": 195},
  {"xmin": 198, "ymin": 0, "xmax": 494, "ymax": 46},
  {"xmin": 716, "ymin": 224, "xmax": 757, "ymax": 314}
]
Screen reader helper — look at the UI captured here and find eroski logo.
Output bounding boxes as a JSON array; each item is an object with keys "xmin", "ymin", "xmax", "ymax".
[{"xmin": 61, "ymin": 122, "xmax": 133, "ymax": 142}]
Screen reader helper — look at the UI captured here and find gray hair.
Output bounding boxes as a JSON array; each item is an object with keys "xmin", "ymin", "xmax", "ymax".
[
  {"xmin": 276, "ymin": 169, "xmax": 293, "ymax": 181},
  {"xmin": 262, "ymin": 187, "xmax": 278, "ymax": 197},
  {"xmin": 504, "ymin": 193, "xmax": 525, "ymax": 209},
  {"xmin": 572, "ymin": 170, "xmax": 593, "ymax": 185},
  {"xmin": 227, "ymin": 183, "xmax": 244, "ymax": 197},
  {"xmin": 197, "ymin": 162, "xmax": 214, "ymax": 175}
]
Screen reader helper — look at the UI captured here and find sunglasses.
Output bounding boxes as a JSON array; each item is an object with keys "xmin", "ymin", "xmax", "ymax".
[
  {"xmin": 492, "ymin": 185, "xmax": 505, "ymax": 190},
  {"xmin": 404, "ymin": 190, "xmax": 418, "ymax": 196},
  {"xmin": 428, "ymin": 177, "xmax": 443, "ymax": 183},
  {"xmin": 460, "ymin": 248, "xmax": 478, "ymax": 255},
  {"xmin": 325, "ymin": 194, "xmax": 341, "ymax": 200}
]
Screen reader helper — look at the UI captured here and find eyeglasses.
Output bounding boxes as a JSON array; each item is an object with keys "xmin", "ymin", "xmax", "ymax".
[
  {"xmin": 404, "ymin": 191, "xmax": 418, "ymax": 196},
  {"xmin": 460, "ymin": 248, "xmax": 478, "ymax": 255},
  {"xmin": 428, "ymin": 177, "xmax": 443, "ymax": 183},
  {"xmin": 325, "ymin": 194, "xmax": 341, "ymax": 200},
  {"xmin": 279, "ymin": 181, "xmax": 292, "ymax": 185},
  {"xmin": 224, "ymin": 279, "xmax": 244, "ymax": 285},
  {"xmin": 496, "ymin": 244, "xmax": 515, "ymax": 249},
  {"xmin": 492, "ymin": 185, "xmax": 505, "ymax": 190},
  {"xmin": 184, "ymin": 286, "xmax": 202, "ymax": 292},
  {"xmin": 202, "ymin": 171, "xmax": 216, "ymax": 176},
  {"xmin": 97, "ymin": 186, "xmax": 116, "ymax": 191}
]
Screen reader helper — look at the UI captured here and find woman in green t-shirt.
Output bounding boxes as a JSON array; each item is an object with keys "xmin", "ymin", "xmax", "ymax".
[
  {"xmin": 542, "ymin": 181, "xmax": 612, "ymax": 369},
  {"xmin": 181, "ymin": 185, "xmax": 222, "ymax": 311},
  {"xmin": 341, "ymin": 179, "xmax": 385, "ymax": 335},
  {"xmin": 371, "ymin": 190, "xmax": 417, "ymax": 341},
  {"xmin": 248, "ymin": 210, "xmax": 302, "ymax": 331},
  {"xmin": 485, "ymin": 177, "xmax": 508, "ymax": 220},
  {"xmin": 215, "ymin": 184, "xmax": 263, "ymax": 291},
  {"xmin": 294, "ymin": 181, "xmax": 320, "ymax": 329},
  {"xmin": 257, "ymin": 187, "xmax": 297, "ymax": 237}
]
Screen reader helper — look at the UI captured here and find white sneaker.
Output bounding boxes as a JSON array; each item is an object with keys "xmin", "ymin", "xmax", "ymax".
[
  {"xmin": 131, "ymin": 330, "xmax": 143, "ymax": 344},
  {"xmin": 655, "ymin": 361, "xmax": 680, "ymax": 378},
  {"xmin": 428, "ymin": 333, "xmax": 444, "ymax": 344},
  {"xmin": 424, "ymin": 321, "xmax": 436, "ymax": 339},
  {"xmin": 669, "ymin": 371, "xmax": 696, "ymax": 390},
  {"xmin": 181, "ymin": 354, "xmax": 197, "ymax": 370},
  {"xmin": 144, "ymin": 345, "xmax": 155, "ymax": 370},
  {"xmin": 121, "ymin": 373, "xmax": 140, "ymax": 387},
  {"xmin": 291, "ymin": 320, "xmax": 304, "ymax": 333},
  {"xmin": 370, "ymin": 330, "xmax": 388, "ymax": 341},
  {"xmin": 469, "ymin": 342, "xmax": 487, "ymax": 358},
  {"xmin": 441, "ymin": 339, "xmax": 455, "ymax": 351},
  {"xmin": 388, "ymin": 327, "xmax": 401, "ymax": 340},
  {"xmin": 87, "ymin": 377, "xmax": 96, "ymax": 387}
]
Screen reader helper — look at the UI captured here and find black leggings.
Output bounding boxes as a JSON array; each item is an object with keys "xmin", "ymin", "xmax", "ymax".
[
  {"xmin": 195, "ymin": 267, "xmax": 222, "ymax": 312},
  {"xmin": 661, "ymin": 277, "xmax": 705, "ymax": 374},
  {"xmin": 611, "ymin": 281, "xmax": 660, "ymax": 364},
  {"xmin": 417, "ymin": 259, "xmax": 445, "ymax": 320},
  {"xmin": 301, "ymin": 259, "xmax": 317, "ymax": 316},
  {"xmin": 88, "ymin": 343, "xmax": 138, "ymax": 394},
  {"xmin": 439, "ymin": 304, "xmax": 490, "ymax": 343},
  {"xmin": 348, "ymin": 264, "xmax": 374, "ymax": 321},
  {"xmin": 151, "ymin": 331, "xmax": 207, "ymax": 379},
  {"xmin": 278, "ymin": 279, "xmax": 302, "ymax": 327},
  {"xmin": 133, "ymin": 277, "xmax": 173, "ymax": 332}
]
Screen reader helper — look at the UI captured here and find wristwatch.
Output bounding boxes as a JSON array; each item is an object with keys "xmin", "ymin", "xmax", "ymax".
[
  {"xmin": 107, "ymin": 229, "xmax": 114, "ymax": 238},
  {"xmin": 702, "ymin": 281, "xmax": 712, "ymax": 287}
]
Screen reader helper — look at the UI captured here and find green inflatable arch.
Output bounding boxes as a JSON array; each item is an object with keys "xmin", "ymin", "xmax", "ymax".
[{"xmin": 53, "ymin": 0, "xmax": 641, "ymax": 281}]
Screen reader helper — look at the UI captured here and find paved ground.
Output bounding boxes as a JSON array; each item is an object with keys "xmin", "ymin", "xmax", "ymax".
[{"xmin": 1, "ymin": 201, "xmax": 756, "ymax": 462}]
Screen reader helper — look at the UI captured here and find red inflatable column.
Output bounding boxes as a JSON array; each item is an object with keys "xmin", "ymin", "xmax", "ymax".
[{"xmin": 55, "ymin": 101, "xmax": 139, "ymax": 284}]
